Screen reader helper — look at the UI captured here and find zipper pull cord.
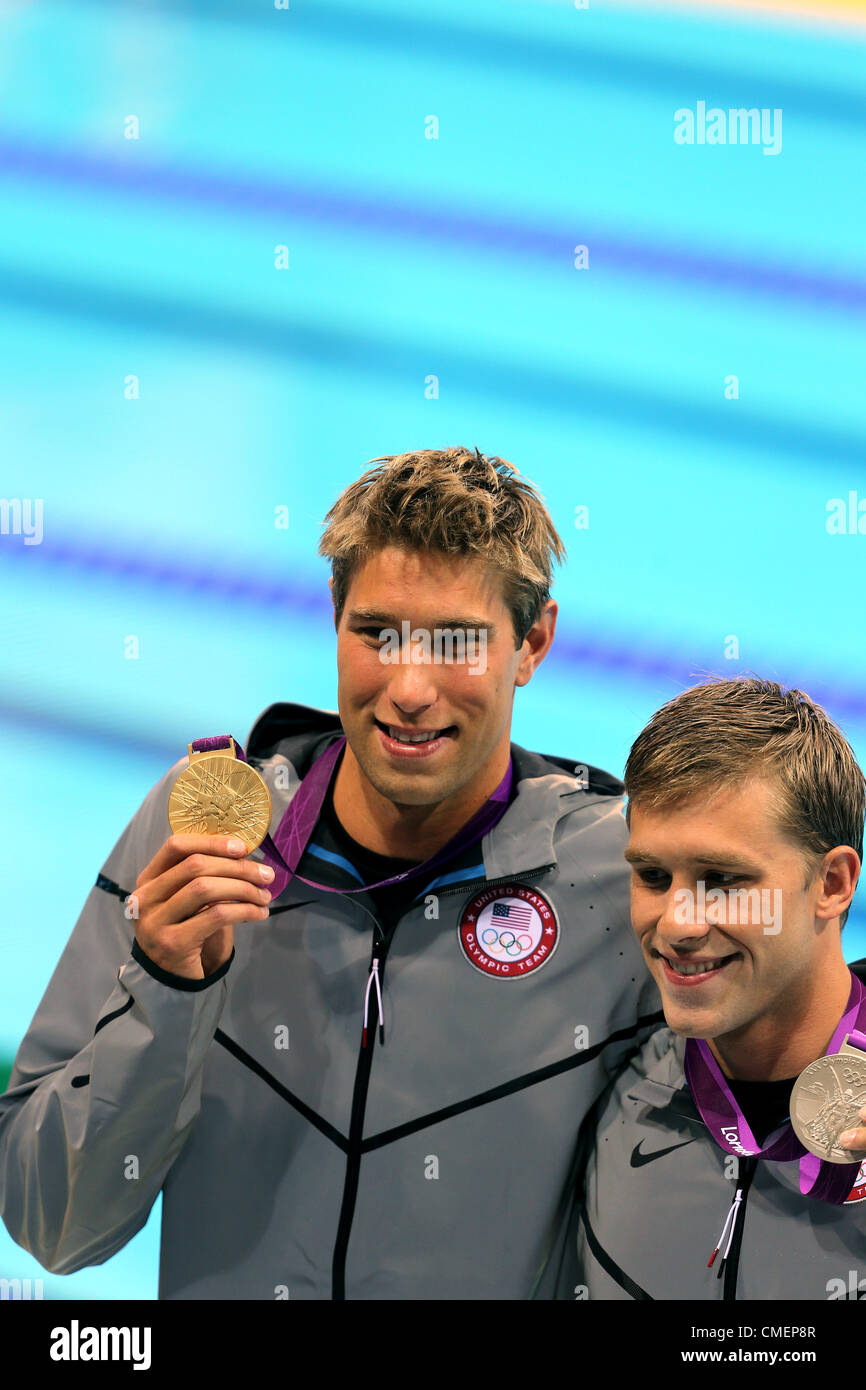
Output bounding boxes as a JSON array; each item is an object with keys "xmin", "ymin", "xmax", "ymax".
[
  {"xmin": 361, "ymin": 956, "xmax": 385, "ymax": 1048},
  {"xmin": 707, "ymin": 1188, "xmax": 743, "ymax": 1276}
]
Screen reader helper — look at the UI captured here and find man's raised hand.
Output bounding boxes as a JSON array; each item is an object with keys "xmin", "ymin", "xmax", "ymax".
[{"xmin": 129, "ymin": 833, "xmax": 274, "ymax": 980}]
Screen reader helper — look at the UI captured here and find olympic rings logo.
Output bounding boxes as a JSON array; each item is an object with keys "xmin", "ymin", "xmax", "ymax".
[{"xmin": 480, "ymin": 926, "xmax": 534, "ymax": 956}]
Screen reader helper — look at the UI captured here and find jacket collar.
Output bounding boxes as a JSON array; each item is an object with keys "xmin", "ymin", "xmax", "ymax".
[{"xmin": 625, "ymin": 1031, "xmax": 701, "ymax": 1123}]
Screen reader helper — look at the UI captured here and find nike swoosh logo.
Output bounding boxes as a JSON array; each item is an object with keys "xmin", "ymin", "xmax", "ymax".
[{"xmin": 629, "ymin": 1138, "xmax": 696, "ymax": 1168}]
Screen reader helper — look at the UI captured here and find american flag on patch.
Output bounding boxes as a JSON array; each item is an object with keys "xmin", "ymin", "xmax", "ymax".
[{"xmin": 491, "ymin": 901, "xmax": 535, "ymax": 927}]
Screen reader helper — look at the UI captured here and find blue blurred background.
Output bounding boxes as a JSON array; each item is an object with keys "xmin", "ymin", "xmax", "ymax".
[{"xmin": 1, "ymin": 0, "xmax": 865, "ymax": 1297}]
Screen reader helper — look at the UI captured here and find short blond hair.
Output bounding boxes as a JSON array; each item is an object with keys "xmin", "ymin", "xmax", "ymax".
[
  {"xmin": 624, "ymin": 677, "xmax": 865, "ymax": 927},
  {"xmin": 318, "ymin": 446, "xmax": 566, "ymax": 644}
]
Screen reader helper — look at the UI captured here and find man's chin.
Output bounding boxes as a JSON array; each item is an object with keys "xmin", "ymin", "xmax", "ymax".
[
  {"xmin": 664, "ymin": 1014, "xmax": 717, "ymax": 1040},
  {"xmin": 357, "ymin": 749, "xmax": 459, "ymax": 808},
  {"xmin": 660, "ymin": 998, "xmax": 726, "ymax": 1040}
]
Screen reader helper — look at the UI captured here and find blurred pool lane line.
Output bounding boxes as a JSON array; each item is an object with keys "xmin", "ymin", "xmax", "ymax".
[{"xmin": 1, "ymin": 135, "xmax": 865, "ymax": 314}]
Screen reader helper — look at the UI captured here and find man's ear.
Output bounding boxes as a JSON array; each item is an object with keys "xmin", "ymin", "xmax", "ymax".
[
  {"xmin": 515, "ymin": 599, "xmax": 557, "ymax": 688},
  {"xmin": 815, "ymin": 846, "xmax": 861, "ymax": 925}
]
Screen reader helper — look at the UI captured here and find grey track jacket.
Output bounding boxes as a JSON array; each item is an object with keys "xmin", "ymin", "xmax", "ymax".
[
  {"xmin": 543, "ymin": 1020, "xmax": 866, "ymax": 1301},
  {"xmin": 0, "ymin": 701, "xmax": 661, "ymax": 1299}
]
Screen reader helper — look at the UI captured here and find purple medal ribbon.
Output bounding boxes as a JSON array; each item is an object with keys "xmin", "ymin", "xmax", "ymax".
[
  {"xmin": 192, "ymin": 734, "xmax": 513, "ymax": 902},
  {"xmin": 684, "ymin": 970, "xmax": 866, "ymax": 1205}
]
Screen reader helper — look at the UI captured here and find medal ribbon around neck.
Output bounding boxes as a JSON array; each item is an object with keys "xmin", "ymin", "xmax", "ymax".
[
  {"xmin": 192, "ymin": 735, "xmax": 514, "ymax": 902},
  {"xmin": 683, "ymin": 970, "xmax": 866, "ymax": 1205}
]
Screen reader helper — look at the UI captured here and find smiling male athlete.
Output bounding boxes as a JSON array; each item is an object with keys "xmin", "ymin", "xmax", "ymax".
[
  {"xmin": 545, "ymin": 677, "xmax": 866, "ymax": 1301},
  {"xmin": 0, "ymin": 446, "xmax": 662, "ymax": 1299}
]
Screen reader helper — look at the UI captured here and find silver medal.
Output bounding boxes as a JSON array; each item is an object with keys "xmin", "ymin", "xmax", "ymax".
[{"xmin": 790, "ymin": 1038, "xmax": 866, "ymax": 1164}]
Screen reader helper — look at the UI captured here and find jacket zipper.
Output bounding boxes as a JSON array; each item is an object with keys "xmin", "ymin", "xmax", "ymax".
[
  {"xmin": 331, "ymin": 921, "xmax": 390, "ymax": 1300},
  {"xmin": 721, "ymin": 1156, "xmax": 757, "ymax": 1300},
  {"xmin": 330, "ymin": 863, "xmax": 555, "ymax": 1299}
]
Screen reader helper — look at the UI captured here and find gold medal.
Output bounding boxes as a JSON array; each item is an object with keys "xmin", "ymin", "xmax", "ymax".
[
  {"xmin": 790, "ymin": 1037, "xmax": 866, "ymax": 1164},
  {"xmin": 168, "ymin": 738, "xmax": 272, "ymax": 853}
]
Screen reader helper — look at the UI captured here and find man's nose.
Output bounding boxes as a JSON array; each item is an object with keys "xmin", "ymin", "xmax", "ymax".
[
  {"xmin": 654, "ymin": 879, "xmax": 716, "ymax": 947},
  {"xmin": 385, "ymin": 663, "xmax": 440, "ymax": 713}
]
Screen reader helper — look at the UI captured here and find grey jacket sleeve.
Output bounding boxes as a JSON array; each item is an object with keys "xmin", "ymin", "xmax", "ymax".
[{"xmin": 0, "ymin": 760, "xmax": 235, "ymax": 1275}]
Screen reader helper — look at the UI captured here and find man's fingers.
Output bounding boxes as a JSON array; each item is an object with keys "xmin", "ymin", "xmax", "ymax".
[
  {"xmin": 171, "ymin": 874, "xmax": 272, "ymax": 924},
  {"xmin": 136, "ymin": 833, "xmax": 250, "ymax": 889},
  {"xmin": 153, "ymin": 850, "xmax": 273, "ymax": 914},
  {"xmin": 838, "ymin": 1109, "xmax": 866, "ymax": 1155}
]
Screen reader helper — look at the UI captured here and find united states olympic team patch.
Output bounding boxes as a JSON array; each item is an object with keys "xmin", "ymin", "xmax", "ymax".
[{"xmin": 458, "ymin": 883, "xmax": 559, "ymax": 979}]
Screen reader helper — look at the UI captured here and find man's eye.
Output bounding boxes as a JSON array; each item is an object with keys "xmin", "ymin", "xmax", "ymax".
[
  {"xmin": 637, "ymin": 870, "xmax": 670, "ymax": 889},
  {"xmin": 704, "ymin": 872, "xmax": 743, "ymax": 887}
]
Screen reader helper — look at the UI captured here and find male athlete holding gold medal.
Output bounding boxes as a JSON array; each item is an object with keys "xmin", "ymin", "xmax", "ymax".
[
  {"xmin": 542, "ymin": 678, "xmax": 866, "ymax": 1300},
  {"xmin": 0, "ymin": 447, "xmax": 669, "ymax": 1300}
]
